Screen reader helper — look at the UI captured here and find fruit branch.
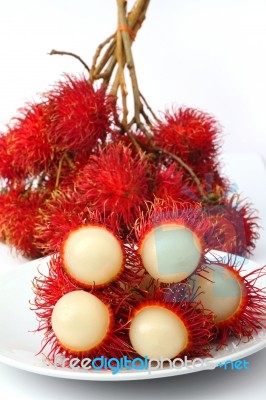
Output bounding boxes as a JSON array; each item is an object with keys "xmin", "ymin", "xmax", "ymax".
[
  {"xmin": 49, "ymin": 50, "xmax": 90, "ymax": 74},
  {"xmin": 49, "ymin": 0, "xmax": 208, "ymax": 201}
]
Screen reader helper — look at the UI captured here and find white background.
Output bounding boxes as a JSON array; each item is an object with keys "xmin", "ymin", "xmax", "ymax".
[
  {"xmin": 0, "ymin": 0, "xmax": 266, "ymax": 163},
  {"xmin": 0, "ymin": 1, "xmax": 266, "ymax": 399}
]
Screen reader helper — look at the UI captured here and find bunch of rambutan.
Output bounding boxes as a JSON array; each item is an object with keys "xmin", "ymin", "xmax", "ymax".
[
  {"xmin": 0, "ymin": 72, "xmax": 264, "ymax": 369},
  {"xmin": 31, "ymin": 198, "xmax": 266, "ymax": 366},
  {"xmin": 0, "ymin": 77, "xmax": 259, "ymax": 258}
]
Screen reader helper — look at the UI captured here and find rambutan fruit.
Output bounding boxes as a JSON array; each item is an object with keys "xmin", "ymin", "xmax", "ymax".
[
  {"xmin": 191, "ymin": 260, "xmax": 266, "ymax": 347},
  {"xmin": 204, "ymin": 194, "xmax": 259, "ymax": 257},
  {"xmin": 134, "ymin": 198, "xmax": 212, "ymax": 284},
  {"xmin": 128, "ymin": 285, "xmax": 214, "ymax": 359},
  {"xmin": 51, "ymin": 290, "xmax": 112, "ymax": 355},
  {"xmin": 153, "ymin": 163, "xmax": 185, "ymax": 202},
  {"xmin": 61, "ymin": 223, "xmax": 144, "ymax": 289},
  {"xmin": 75, "ymin": 143, "xmax": 152, "ymax": 229},
  {"xmin": 61, "ymin": 224, "xmax": 125, "ymax": 288},
  {"xmin": 45, "ymin": 75, "xmax": 116, "ymax": 156},
  {"xmin": 32, "ymin": 255, "xmax": 139, "ymax": 363},
  {"xmin": 0, "ymin": 188, "xmax": 47, "ymax": 258},
  {"xmin": 0, "ymin": 134, "xmax": 22, "ymax": 181},
  {"xmin": 4, "ymin": 102, "xmax": 56, "ymax": 178},
  {"xmin": 154, "ymin": 107, "xmax": 221, "ymax": 167}
]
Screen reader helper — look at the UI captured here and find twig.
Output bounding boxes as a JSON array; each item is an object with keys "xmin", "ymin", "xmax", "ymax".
[
  {"xmin": 49, "ymin": 50, "xmax": 90, "ymax": 74},
  {"xmin": 55, "ymin": 155, "xmax": 65, "ymax": 189},
  {"xmin": 90, "ymin": 33, "xmax": 115, "ymax": 81},
  {"xmin": 140, "ymin": 91, "xmax": 159, "ymax": 122}
]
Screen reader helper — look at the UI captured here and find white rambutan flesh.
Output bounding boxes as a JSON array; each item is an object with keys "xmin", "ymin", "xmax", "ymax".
[
  {"xmin": 62, "ymin": 226, "xmax": 124, "ymax": 286},
  {"xmin": 129, "ymin": 305, "xmax": 188, "ymax": 359},
  {"xmin": 140, "ymin": 223, "xmax": 202, "ymax": 283},
  {"xmin": 51, "ymin": 290, "xmax": 110, "ymax": 352},
  {"xmin": 194, "ymin": 264, "xmax": 242, "ymax": 323}
]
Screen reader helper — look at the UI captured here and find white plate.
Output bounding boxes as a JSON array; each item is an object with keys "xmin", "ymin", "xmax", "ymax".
[{"xmin": 0, "ymin": 251, "xmax": 265, "ymax": 381}]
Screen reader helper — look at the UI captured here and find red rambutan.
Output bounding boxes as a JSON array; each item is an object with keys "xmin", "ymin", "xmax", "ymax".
[
  {"xmin": 0, "ymin": 134, "xmax": 22, "ymax": 181},
  {"xmin": 0, "ymin": 188, "xmax": 48, "ymax": 258},
  {"xmin": 3, "ymin": 103, "xmax": 56, "ymax": 178},
  {"xmin": 204, "ymin": 194, "xmax": 259, "ymax": 257},
  {"xmin": 153, "ymin": 163, "xmax": 185, "ymax": 202},
  {"xmin": 75, "ymin": 143, "xmax": 152, "ymax": 229},
  {"xmin": 32, "ymin": 254, "xmax": 140, "ymax": 363},
  {"xmin": 154, "ymin": 107, "xmax": 221, "ymax": 167},
  {"xmin": 45, "ymin": 75, "xmax": 116, "ymax": 156}
]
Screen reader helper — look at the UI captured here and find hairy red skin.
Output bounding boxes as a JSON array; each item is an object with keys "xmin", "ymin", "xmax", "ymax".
[
  {"xmin": 0, "ymin": 188, "xmax": 48, "ymax": 258},
  {"xmin": 34, "ymin": 190, "xmax": 91, "ymax": 255},
  {"xmin": 0, "ymin": 134, "xmax": 22, "ymax": 180},
  {"xmin": 127, "ymin": 284, "xmax": 215, "ymax": 359},
  {"xmin": 75, "ymin": 143, "xmax": 152, "ymax": 229},
  {"xmin": 153, "ymin": 163, "xmax": 185, "ymax": 201},
  {"xmin": 194, "ymin": 258, "xmax": 266, "ymax": 348},
  {"xmin": 45, "ymin": 75, "xmax": 116, "ymax": 156},
  {"xmin": 32, "ymin": 255, "xmax": 141, "ymax": 363},
  {"xmin": 3, "ymin": 103, "xmax": 56, "ymax": 179},
  {"xmin": 154, "ymin": 107, "xmax": 221, "ymax": 167},
  {"xmin": 204, "ymin": 194, "xmax": 259, "ymax": 257}
]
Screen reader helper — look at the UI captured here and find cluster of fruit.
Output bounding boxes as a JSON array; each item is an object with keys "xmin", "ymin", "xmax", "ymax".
[
  {"xmin": 32, "ymin": 198, "xmax": 266, "ymax": 364},
  {"xmin": 0, "ymin": 75, "xmax": 259, "ymax": 260}
]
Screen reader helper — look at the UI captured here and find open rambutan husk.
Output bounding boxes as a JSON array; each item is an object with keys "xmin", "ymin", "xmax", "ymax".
[
  {"xmin": 75, "ymin": 143, "xmax": 152, "ymax": 230},
  {"xmin": 31, "ymin": 253, "xmax": 142, "ymax": 363},
  {"xmin": 191, "ymin": 257, "xmax": 266, "ymax": 348}
]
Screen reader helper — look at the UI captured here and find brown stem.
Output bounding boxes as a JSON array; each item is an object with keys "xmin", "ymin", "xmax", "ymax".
[
  {"xmin": 90, "ymin": 33, "xmax": 115, "ymax": 81},
  {"xmin": 49, "ymin": 50, "xmax": 90, "ymax": 74},
  {"xmin": 140, "ymin": 91, "xmax": 159, "ymax": 123},
  {"xmin": 91, "ymin": 0, "xmax": 149, "ymax": 81},
  {"xmin": 117, "ymin": 0, "xmax": 152, "ymax": 140},
  {"xmin": 55, "ymin": 155, "xmax": 65, "ymax": 189},
  {"xmin": 49, "ymin": 1, "xmax": 208, "ymax": 202}
]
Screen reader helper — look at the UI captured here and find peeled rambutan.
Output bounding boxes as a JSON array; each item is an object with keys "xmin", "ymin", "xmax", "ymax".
[
  {"xmin": 134, "ymin": 197, "xmax": 212, "ymax": 284},
  {"xmin": 128, "ymin": 284, "xmax": 214, "ymax": 359},
  {"xmin": 75, "ymin": 143, "xmax": 152, "ymax": 229},
  {"xmin": 154, "ymin": 107, "xmax": 221, "ymax": 167},
  {"xmin": 45, "ymin": 75, "xmax": 116, "ymax": 155},
  {"xmin": 191, "ymin": 259, "xmax": 266, "ymax": 348},
  {"xmin": 60, "ymin": 224, "xmax": 143, "ymax": 289},
  {"xmin": 32, "ymin": 254, "xmax": 139, "ymax": 363},
  {"xmin": 0, "ymin": 188, "xmax": 47, "ymax": 258},
  {"xmin": 204, "ymin": 194, "xmax": 259, "ymax": 257}
]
